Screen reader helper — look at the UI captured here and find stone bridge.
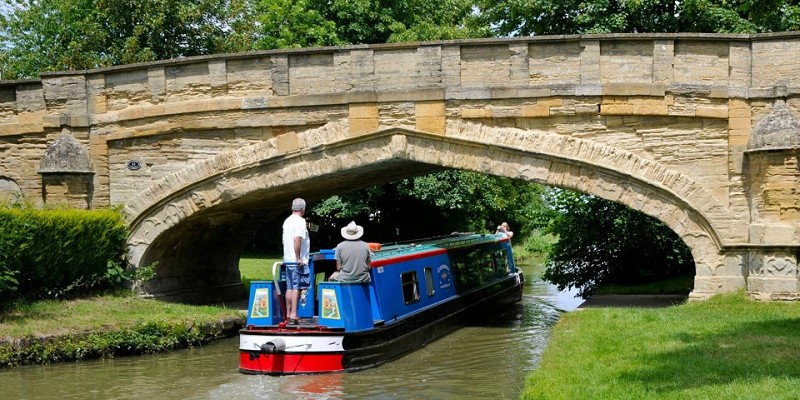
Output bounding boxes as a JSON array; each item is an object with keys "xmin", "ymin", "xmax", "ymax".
[{"xmin": 1, "ymin": 33, "xmax": 798, "ymax": 303}]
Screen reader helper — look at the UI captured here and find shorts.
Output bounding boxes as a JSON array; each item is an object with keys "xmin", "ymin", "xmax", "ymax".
[{"xmin": 285, "ymin": 263, "xmax": 310, "ymax": 290}]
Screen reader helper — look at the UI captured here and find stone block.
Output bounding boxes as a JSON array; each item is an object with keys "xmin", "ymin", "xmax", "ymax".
[
  {"xmin": 727, "ymin": 116, "xmax": 751, "ymax": 131},
  {"xmin": 147, "ymin": 67, "xmax": 166, "ymax": 99},
  {"xmin": 0, "ymin": 123, "xmax": 42, "ymax": 136},
  {"xmin": 748, "ymin": 277, "xmax": 800, "ymax": 294},
  {"xmin": 601, "ymin": 104, "xmax": 634, "ymax": 115},
  {"xmin": 693, "ymin": 275, "xmax": 746, "ymax": 293},
  {"xmin": 461, "ymin": 108, "xmax": 490, "ymax": 119},
  {"xmin": 576, "ymin": 85, "xmax": 602, "ymax": 96},
  {"xmin": 696, "ymin": 105, "xmax": 729, "ymax": 119},
  {"xmin": 349, "ymin": 118, "xmax": 379, "ymax": 135},
  {"xmin": 415, "ymin": 101, "xmax": 445, "ymax": 117},
  {"xmin": 70, "ymin": 115, "xmax": 90, "ymax": 127},
  {"xmin": 575, "ymin": 104, "xmax": 600, "ymax": 115},
  {"xmin": 633, "ymin": 104, "xmax": 669, "ymax": 115},
  {"xmin": 378, "ymin": 89, "xmax": 443, "ymax": 103},
  {"xmin": 491, "ymin": 87, "xmax": 552, "ymax": 99},
  {"xmin": 42, "ymin": 115, "xmax": 65, "ymax": 128},
  {"xmin": 709, "ymin": 87, "xmax": 729, "ymax": 98},
  {"xmin": 602, "ymin": 83, "xmax": 630, "ymax": 96},
  {"xmin": 529, "ymin": 41, "xmax": 581, "ymax": 85},
  {"xmin": 276, "ymin": 132, "xmax": 300, "ymax": 153},
  {"xmin": 289, "ymin": 53, "xmax": 336, "ymax": 95},
  {"xmin": 580, "ymin": 40, "xmax": 601, "ymax": 83},
  {"xmin": 520, "ymin": 105, "xmax": 549, "ymax": 118},
  {"xmin": 416, "ymin": 116, "xmax": 445, "ymax": 135},
  {"xmin": 349, "ymin": 103, "xmax": 378, "ymax": 119},
  {"xmin": 460, "ymin": 45, "xmax": 511, "ymax": 87},
  {"xmin": 536, "ymin": 97, "xmax": 563, "ymax": 107}
]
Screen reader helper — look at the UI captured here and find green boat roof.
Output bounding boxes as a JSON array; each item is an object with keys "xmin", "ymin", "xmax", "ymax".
[{"xmin": 372, "ymin": 233, "xmax": 504, "ymax": 260}]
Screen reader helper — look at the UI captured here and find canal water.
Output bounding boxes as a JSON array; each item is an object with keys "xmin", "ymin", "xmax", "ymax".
[{"xmin": 0, "ymin": 263, "xmax": 584, "ymax": 400}]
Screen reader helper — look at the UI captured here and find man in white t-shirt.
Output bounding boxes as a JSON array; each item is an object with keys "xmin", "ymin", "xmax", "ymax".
[{"xmin": 282, "ymin": 198, "xmax": 310, "ymax": 324}]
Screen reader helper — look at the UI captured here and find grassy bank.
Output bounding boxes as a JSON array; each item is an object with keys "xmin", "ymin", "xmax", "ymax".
[
  {"xmin": 523, "ymin": 291, "xmax": 800, "ymax": 400},
  {"xmin": 0, "ymin": 293, "xmax": 245, "ymax": 367},
  {"xmin": 0, "ymin": 255, "xmax": 281, "ymax": 367}
]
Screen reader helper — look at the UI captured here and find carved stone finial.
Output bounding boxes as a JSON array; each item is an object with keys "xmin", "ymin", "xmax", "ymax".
[
  {"xmin": 38, "ymin": 133, "xmax": 94, "ymax": 174},
  {"xmin": 748, "ymin": 99, "xmax": 800, "ymax": 151}
]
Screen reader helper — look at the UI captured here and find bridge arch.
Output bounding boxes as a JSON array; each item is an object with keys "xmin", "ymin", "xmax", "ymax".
[{"xmin": 125, "ymin": 120, "xmax": 732, "ymax": 301}]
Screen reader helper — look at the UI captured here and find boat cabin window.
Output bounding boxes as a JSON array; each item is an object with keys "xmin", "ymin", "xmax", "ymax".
[
  {"xmin": 494, "ymin": 249, "xmax": 510, "ymax": 274},
  {"xmin": 424, "ymin": 267, "xmax": 435, "ymax": 297},
  {"xmin": 401, "ymin": 271, "xmax": 420, "ymax": 304},
  {"xmin": 449, "ymin": 245, "xmax": 507, "ymax": 293}
]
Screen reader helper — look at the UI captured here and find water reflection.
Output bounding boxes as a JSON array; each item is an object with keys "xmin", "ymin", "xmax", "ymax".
[{"xmin": 0, "ymin": 263, "xmax": 583, "ymax": 400}]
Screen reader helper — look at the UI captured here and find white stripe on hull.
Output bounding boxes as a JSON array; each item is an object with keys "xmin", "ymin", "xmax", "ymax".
[{"xmin": 239, "ymin": 333, "xmax": 344, "ymax": 353}]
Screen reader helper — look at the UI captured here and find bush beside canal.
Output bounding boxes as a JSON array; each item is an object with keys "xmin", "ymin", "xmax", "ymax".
[
  {"xmin": 0, "ymin": 206, "xmax": 129, "ymax": 304},
  {"xmin": 523, "ymin": 291, "xmax": 800, "ymax": 400}
]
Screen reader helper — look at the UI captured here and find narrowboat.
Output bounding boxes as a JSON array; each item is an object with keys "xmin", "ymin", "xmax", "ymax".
[{"xmin": 239, "ymin": 232, "xmax": 524, "ymax": 375}]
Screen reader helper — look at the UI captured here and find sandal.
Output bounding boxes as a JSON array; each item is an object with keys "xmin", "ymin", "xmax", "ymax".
[{"xmin": 288, "ymin": 318, "xmax": 299, "ymax": 325}]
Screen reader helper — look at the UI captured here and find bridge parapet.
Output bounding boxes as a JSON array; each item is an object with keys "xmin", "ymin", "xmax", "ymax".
[{"xmin": 2, "ymin": 34, "xmax": 799, "ymax": 134}]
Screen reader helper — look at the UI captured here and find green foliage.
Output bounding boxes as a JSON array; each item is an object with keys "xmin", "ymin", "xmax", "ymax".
[
  {"xmin": 519, "ymin": 231, "xmax": 555, "ymax": 259},
  {"xmin": 541, "ymin": 191, "xmax": 694, "ymax": 298},
  {"xmin": 396, "ymin": 170, "xmax": 553, "ymax": 234},
  {"xmin": 0, "ymin": 0, "xmax": 242, "ymax": 79},
  {"xmin": 309, "ymin": 0, "xmax": 487, "ymax": 44},
  {"xmin": 0, "ymin": 207, "xmax": 129, "ymax": 301},
  {"xmin": 0, "ymin": 0, "xmax": 490, "ymax": 79},
  {"xmin": 308, "ymin": 170, "xmax": 553, "ymax": 248},
  {"xmin": 252, "ymin": 0, "xmax": 341, "ymax": 49},
  {"xmin": 475, "ymin": 0, "xmax": 800, "ymax": 36}
]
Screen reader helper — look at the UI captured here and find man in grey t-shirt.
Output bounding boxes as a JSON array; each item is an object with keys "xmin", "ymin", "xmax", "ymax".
[{"xmin": 331, "ymin": 221, "xmax": 372, "ymax": 283}]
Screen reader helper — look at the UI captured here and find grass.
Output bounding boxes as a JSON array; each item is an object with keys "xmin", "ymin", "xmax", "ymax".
[
  {"xmin": 239, "ymin": 253, "xmax": 280, "ymax": 292},
  {"xmin": 523, "ymin": 291, "xmax": 800, "ymax": 400},
  {"xmin": 0, "ymin": 292, "xmax": 244, "ymax": 339}
]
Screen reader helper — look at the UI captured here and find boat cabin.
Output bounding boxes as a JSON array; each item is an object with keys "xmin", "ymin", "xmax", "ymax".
[{"xmin": 244, "ymin": 233, "xmax": 516, "ymax": 331}]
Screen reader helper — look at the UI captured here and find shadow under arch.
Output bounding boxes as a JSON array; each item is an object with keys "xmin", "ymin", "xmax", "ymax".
[{"xmin": 123, "ymin": 121, "xmax": 733, "ymax": 302}]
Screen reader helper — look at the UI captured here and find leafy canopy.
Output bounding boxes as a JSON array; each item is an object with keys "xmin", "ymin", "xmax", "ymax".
[
  {"xmin": 475, "ymin": 0, "xmax": 800, "ymax": 36},
  {"xmin": 541, "ymin": 191, "xmax": 694, "ymax": 298}
]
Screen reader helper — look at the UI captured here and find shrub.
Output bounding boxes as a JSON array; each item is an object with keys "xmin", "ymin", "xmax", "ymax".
[{"xmin": 0, "ymin": 207, "xmax": 129, "ymax": 302}]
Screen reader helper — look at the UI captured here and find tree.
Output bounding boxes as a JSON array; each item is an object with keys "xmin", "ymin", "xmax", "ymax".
[
  {"xmin": 251, "ymin": 0, "xmax": 341, "ymax": 49},
  {"xmin": 309, "ymin": 170, "xmax": 552, "ymax": 248},
  {"xmin": 396, "ymin": 170, "xmax": 550, "ymax": 235},
  {"xmin": 541, "ymin": 191, "xmax": 694, "ymax": 298},
  {"xmin": 309, "ymin": 0, "xmax": 487, "ymax": 44},
  {"xmin": 0, "ymin": 0, "xmax": 242, "ymax": 79},
  {"xmin": 475, "ymin": 0, "xmax": 800, "ymax": 36}
]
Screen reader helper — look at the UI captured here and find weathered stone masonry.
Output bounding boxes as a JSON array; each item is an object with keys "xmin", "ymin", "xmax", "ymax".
[{"xmin": 0, "ymin": 33, "xmax": 798, "ymax": 302}]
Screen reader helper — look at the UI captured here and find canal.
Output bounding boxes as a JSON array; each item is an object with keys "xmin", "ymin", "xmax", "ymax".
[{"xmin": 0, "ymin": 263, "xmax": 584, "ymax": 399}]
